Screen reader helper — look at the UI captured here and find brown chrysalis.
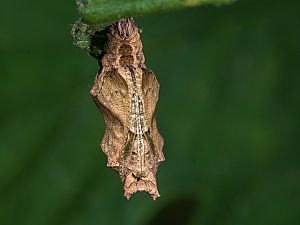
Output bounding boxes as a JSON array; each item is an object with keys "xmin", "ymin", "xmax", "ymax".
[{"xmin": 90, "ymin": 18, "xmax": 164, "ymax": 199}]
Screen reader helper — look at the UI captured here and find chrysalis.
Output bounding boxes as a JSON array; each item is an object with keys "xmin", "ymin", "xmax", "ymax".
[{"xmin": 90, "ymin": 18, "xmax": 165, "ymax": 199}]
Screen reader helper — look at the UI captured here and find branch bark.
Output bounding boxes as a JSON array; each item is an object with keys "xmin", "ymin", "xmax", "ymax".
[{"xmin": 77, "ymin": 0, "xmax": 234, "ymax": 24}]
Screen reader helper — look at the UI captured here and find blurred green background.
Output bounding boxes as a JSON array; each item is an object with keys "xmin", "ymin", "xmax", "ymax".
[{"xmin": 1, "ymin": 0, "xmax": 300, "ymax": 225}]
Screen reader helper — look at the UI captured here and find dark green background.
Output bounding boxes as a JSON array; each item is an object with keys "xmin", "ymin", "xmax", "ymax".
[{"xmin": 1, "ymin": 0, "xmax": 299, "ymax": 225}]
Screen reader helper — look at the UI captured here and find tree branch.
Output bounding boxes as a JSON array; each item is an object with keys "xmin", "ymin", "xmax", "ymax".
[{"xmin": 77, "ymin": 0, "xmax": 234, "ymax": 24}]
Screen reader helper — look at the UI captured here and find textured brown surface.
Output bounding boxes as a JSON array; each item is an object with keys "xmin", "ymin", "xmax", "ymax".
[{"xmin": 90, "ymin": 18, "xmax": 164, "ymax": 200}]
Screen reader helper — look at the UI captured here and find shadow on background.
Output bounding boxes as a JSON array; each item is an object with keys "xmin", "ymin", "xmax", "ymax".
[{"xmin": 147, "ymin": 197, "xmax": 198, "ymax": 225}]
